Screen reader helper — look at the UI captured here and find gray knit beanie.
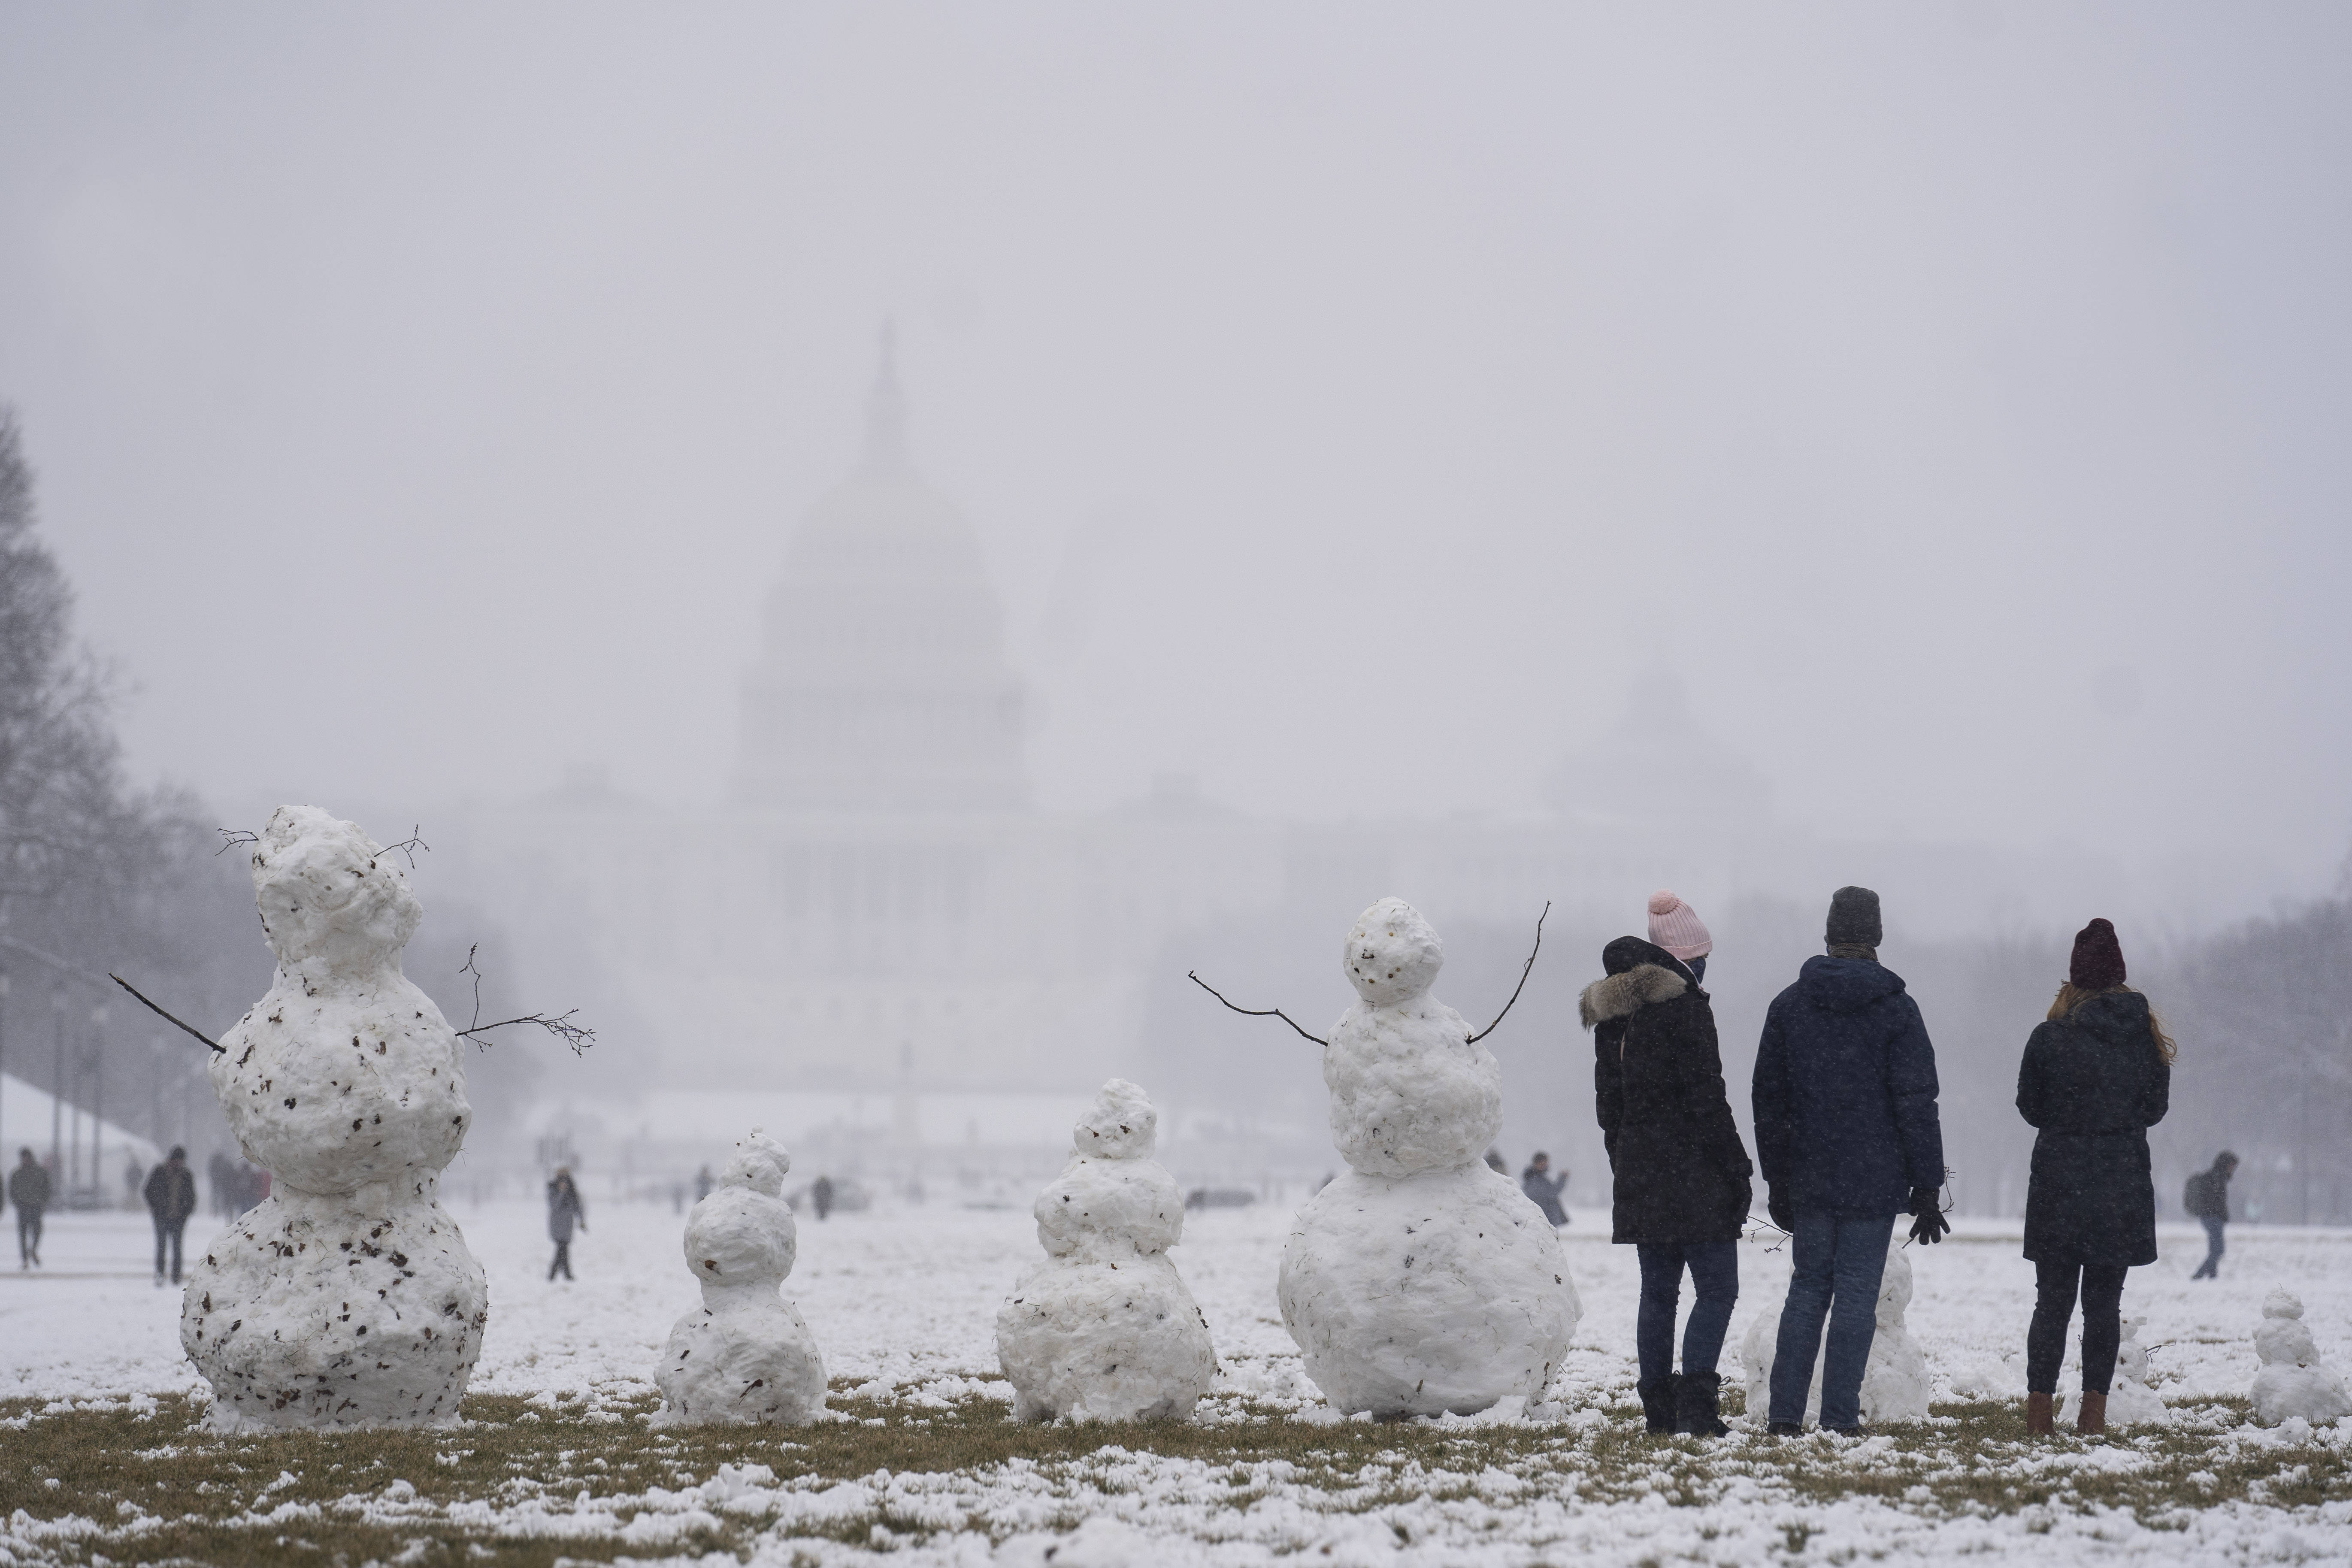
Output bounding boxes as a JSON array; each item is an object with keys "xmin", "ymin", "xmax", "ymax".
[{"xmin": 1825, "ymin": 885, "xmax": 1883, "ymax": 948}]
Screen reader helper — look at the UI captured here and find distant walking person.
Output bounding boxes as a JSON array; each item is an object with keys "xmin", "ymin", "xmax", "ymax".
[
  {"xmin": 11, "ymin": 1149, "xmax": 50, "ymax": 1269},
  {"xmin": 2016, "ymin": 919, "xmax": 2174, "ymax": 1436},
  {"xmin": 1753, "ymin": 887, "xmax": 1948, "ymax": 1436},
  {"xmin": 143, "ymin": 1147, "xmax": 200, "ymax": 1286},
  {"xmin": 1519, "ymin": 1153, "xmax": 1569, "ymax": 1227},
  {"xmin": 1585, "ymin": 897, "xmax": 1752, "ymax": 1438},
  {"xmin": 2186, "ymin": 1151, "xmax": 2240, "ymax": 1281},
  {"xmin": 546, "ymin": 1168, "xmax": 586, "ymax": 1280},
  {"xmin": 811, "ymin": 1174, "xmax": 835, "ymax": 1221}
]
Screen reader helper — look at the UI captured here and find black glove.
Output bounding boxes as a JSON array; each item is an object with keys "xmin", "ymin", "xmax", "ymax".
[
  {"xmin": 1907, "ymin": 1186, "xmax": 1949, "ymax": 1245},
  {"xmin": 1767, "ymin": 1190, "xmax": 1793, "ymax": 1233}
]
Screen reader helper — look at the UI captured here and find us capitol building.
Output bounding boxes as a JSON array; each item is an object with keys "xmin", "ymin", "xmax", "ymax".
[{"xmin": 448, "ymin": 351, "xmax": 2108, "ymax": 1178}]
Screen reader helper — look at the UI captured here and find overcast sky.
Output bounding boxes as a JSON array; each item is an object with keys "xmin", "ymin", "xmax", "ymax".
[{"xmin": 2, "ymin": 3, "xmax": 2346, "ymax": 915}]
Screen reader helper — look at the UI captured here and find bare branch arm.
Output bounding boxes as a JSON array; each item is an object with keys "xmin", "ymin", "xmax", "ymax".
[
  {"xmin": 1187, "ymin": 970, "xmax": 1329, "ymax": 1047},
  {"xmin": 1466, "ymin": 900, "xmax": 1551, "ymax": 1045},
  {"xmin": 109, "ymin": 973, "xmax": 226, "ymax": 1054}
]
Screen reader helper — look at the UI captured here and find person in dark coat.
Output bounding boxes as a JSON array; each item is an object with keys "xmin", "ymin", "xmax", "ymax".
[
  {"xmin": 2186, "ymin": 1151, "xmax": 2238, "ymax": 1280},
  {"xmin": 2016, "ymin": 918, "xmax": 2173, "ymax": 1437},
  {"xmin": 811, "ymin": 1174, "xmax": 835, "ymax": 1221},
  {"xmin": 142, "ymin": 1146, "xmax": 200, "ymax": 1286},
  {"xmin": 1752, "ymin": 887, "xmax": 1948, "ymax": 1435},
  {"xmin": 546, "ymin": 1168, "xmax": 586, "ymax": 1280},
  {"xmin": 1586, "ymin": 924, "xmax": 1754, "ymax": 1438},
  {"xmin": 10, "ymin": 1149, "xmax": 48, "ymax": 1269},
  {"xmin": 1519, "ymin": 1152, "xmax": 1569, "ymax": 1227}
]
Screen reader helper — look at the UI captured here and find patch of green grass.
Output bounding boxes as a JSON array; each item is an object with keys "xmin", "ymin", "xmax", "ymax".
[{"xmin": 1, "ymin": 1386, "xmax": 2340, "ymax": 1566}]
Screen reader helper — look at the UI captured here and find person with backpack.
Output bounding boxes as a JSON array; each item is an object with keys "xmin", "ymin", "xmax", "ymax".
[
  {"xmin": 1752, "ymin": 886, "xmax": 1948, "ymax": 1436},
  {"xmin": 142, "ymin": 1146, "xmax": 201, "ymax": 1286},
  {"xmin": 2016, "ymin": 919, "xmax": 2173, "ymax": 1436},
  {"xmin": 2185, "ymin": 1151, "xmax": 2239, "ymax": 1281},
  {"xmin": 1585, "ymin": 894, "xmax": 1753, "ymax": 1439}
]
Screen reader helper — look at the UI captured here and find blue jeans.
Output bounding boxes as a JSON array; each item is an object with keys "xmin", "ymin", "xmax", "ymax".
[
  {"xmin": 2192, "ymin": 1216, "xmax": 2225, "ymax": 1278},
  {"xmin": 1636, "ymin": 1240, "xmax": 1739, "ymax": 1385},
  {"xmin": 1769, "ymin": 1210, "xmax": 1894, "ymax": 1429}
]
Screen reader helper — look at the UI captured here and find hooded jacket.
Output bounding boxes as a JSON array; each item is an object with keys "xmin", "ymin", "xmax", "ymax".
[
  {"xmin": 1752, "ymin": 956, "xmax": 1943, "ymax": 1218},
  {"xmin": 2017, "ymin": 989, "xmax": 2170, "ymax": 1266},
  {"xmin": 1584, "ymin": 935, "xmax": 1754, "ymax": 1244},
  {"xmin": 143, "ymin": 1161, "xmax": 198, "ymax": 1226}
]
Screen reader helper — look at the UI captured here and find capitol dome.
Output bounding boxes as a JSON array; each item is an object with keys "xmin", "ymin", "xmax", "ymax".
[{"xmin": 735, "ymin": 341, "xmax": 1028, "ymax": 811}]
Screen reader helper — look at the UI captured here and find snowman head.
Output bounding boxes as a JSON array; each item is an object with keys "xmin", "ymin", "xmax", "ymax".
[
  {"xmin": 2263, "ymin": 1289, "xmax": 2305, "ymax": 1321},
  {"xmin": 250, "ymin": 806, "xmax": 424, "ymax": 976},
  {"xmin": 720, "ymin": 1127, "xmax": 792, "ymax": 1197},
  {"xmin": 1343, "ymin": 898, "xmax": 1444, "ymax": 1005},
  {"xmin": 1073, "ymin": 1078, "xmax": 1156, "ymax": 1159}
]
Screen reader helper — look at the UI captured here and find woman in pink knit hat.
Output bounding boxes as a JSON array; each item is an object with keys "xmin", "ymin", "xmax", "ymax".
[{"xmin": 1580, "ymin": 890, "xmax": 1751, "ymax": 1437}]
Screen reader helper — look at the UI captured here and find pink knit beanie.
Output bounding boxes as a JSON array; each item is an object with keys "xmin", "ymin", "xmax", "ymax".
[{"xmin": 1647, "ymin": 890, "xmax": 1713, "ymax": 962}]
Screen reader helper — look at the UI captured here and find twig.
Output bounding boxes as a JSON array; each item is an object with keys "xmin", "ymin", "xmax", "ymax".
[
  {"xmin": 109, "ymin": 974, "xmax": 225, "ymax": 1054},
  {"xmin": 1466, "ymin": 901, "xmax": 1550, "ymax": 1044},
  {"xmin": 1187, "ymin": 971, "xmax": 1328, "ymax": 1047},
  {"xmin": 214, "ymin": 828, "xmax": 260, "ymax": 857},
  {"xmin": 374, "ymin": 826, "xmax": 429, "ymax": 870},
  {"xmin": 455, "ymin": 944, "xmax": 596, "ymax": 1055}
]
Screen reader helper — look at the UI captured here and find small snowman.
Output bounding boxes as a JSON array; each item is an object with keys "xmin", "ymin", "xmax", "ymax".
[
  {"xmin": 181, "ymin": 806, "xmax": 489, "ymax": 1430},
  {"xmin": 2250, "ymin": 1289, "xmax": 2351, "ymax": 1427},
  {"xmin": 1741, "ymin": 1245, "xmax": 1930, "ymax": 1425},
  {"xmin": 996, "ymin": 1079, "xmax": 1217, "ymax": 1422},
  {"xmin": 2061, "ymin": 1314, "xmax": 2169, "ymax": 1427},
  {"xmin": 1276, "ymin": 899, "xmax": 1579, "ymax": 1417},
  {"xmin": 654, "ymin": 1127, "xmax": 826, "ymax": 1425}
]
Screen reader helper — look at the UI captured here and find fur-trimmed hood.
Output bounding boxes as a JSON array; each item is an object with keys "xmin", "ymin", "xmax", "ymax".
[{"xmin": 1580, "ymin": 964, "xmax": 1688, "ymax": 1030}]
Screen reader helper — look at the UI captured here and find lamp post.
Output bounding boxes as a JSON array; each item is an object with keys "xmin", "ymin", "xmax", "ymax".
[{"xmin": 49, "ymin": 990, "xmax": 65, "ymax": 1180}]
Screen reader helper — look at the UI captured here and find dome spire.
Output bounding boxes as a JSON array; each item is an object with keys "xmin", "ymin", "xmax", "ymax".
[{"xmin": 862, "ymin": 321, "xmax": 911, "ymax": 474}]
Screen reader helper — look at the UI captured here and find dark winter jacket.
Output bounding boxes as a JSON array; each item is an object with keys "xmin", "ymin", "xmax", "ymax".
[
  {"xmin": 1586, "ymin": 936, "xmax": 1754, "ymax": 1244},
  {"xmin": 547, "ymin": 1180, "xmax": 585, "ymax": 1243},
  {"xmin": 1753, "ymin": 956, "xmax": 1944, "ymax": 1218},
  {"xmin": 8, "ymin": 1162, "xmax": 50, "ymax": 1212},
  {"xmin": 2017, "ymin": 990, "xmax": 2170, "ymax": 1266},
  {"xmin": 143, "ymin": 1162, "xmax": 199, "ymax": 1226},
  {"xmin": 2184, "ymin": 1161, "xmax": 2234, "ymax": 1222}
]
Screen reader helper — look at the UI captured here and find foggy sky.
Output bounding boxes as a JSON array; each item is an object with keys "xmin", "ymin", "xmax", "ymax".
[{"xmin": 2, "ymin": 2, "xmax": 2347, "ymax": 922}]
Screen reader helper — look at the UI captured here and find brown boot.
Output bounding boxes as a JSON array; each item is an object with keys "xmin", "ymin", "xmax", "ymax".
[
  {"xmin": 2025, "ymin": 1391, "xmax": 2055, "ymax": 1435},
  {"xmin": 2075, "ymin": 1390, "xmax": 2107, "ymax": 1436}
]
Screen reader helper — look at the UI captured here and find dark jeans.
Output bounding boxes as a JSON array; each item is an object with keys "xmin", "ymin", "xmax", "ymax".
[
  {"xmin": 154, "ymin": 1217, "xmax": 188, "ymax": 1282},
  {"xmin": 16, "ymin": 1208, "xmax": 40, "ymax": 1265},
  {"xmin": 2028, "ymin": 1260, "xmax": 2127, "ymax": 1395},
  {"xmin": 1770, "ymin": 1210, "xmax": 1894, "ymax": 1429},
  {"xmin": 2192, "ymin": 1216, "xmax": 2225, "ymax": 1279},
  {"xmin": 1635, "ymin": 1240, "xmax": 1738, "ymax": 1385},
  {"xmin": 549, "ymin": 1240, "xmax": 573, "ymax": 1280}
]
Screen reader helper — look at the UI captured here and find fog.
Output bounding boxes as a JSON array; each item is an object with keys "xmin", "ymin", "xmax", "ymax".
[{"xmin": 0, "ymin": 6, "xmax": 2346, "ymax": 1209}]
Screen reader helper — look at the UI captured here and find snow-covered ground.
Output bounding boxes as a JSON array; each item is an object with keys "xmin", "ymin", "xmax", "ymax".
[{"xmin": 5, "ymin": 1196, "xmax": 2350, "ymax": 1563}]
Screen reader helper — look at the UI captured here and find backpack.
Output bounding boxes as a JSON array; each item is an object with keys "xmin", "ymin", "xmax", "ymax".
[{"xmin": 2182, "ymin": 1171, "xmax": 2212, "ymax": 1218}]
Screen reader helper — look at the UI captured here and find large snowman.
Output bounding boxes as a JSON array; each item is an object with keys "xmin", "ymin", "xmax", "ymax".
[
  {"xmin": 996, "ymin": 1078, "xmax": 1218, "ymax": 1421},
  {"xmin": 180, "ymin": 806, "xmax": 489, "ymax": 1430},
  {"xmin": 1277, "ymin": 898, "xmax": 1579, "ymax": 1416},
  {"xmin": 654, "ymin": 1128, "xmax": 827, "ymax": 1425}
]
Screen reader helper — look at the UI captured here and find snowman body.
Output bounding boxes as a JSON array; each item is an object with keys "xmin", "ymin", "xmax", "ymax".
[
  {"xmin": 654, "ymin": 1129, "xmax": 826, "ymax": 1425},
  {"xmin": 2060, "ymin": 1313, "xmax": 2170, "ymax": 1426},
  {"xmin": 2250, "ymin": 1289, "xmax": 2351, "ymax": 1426},
  {"xmin": 181, "ymin": 807, "xmax": 488, "ymax": 1431},
  {"xmin": 996, "ymin": 1080, "xmax": 1217, "ymax": 1421},
  {"xmin": 1277, "ymin": 900, "xmax": 1578, "ymax": 1416},
  {"xmin": 1739, "ymin": 1238, "xmax": 1930, "ymax": 1426}
]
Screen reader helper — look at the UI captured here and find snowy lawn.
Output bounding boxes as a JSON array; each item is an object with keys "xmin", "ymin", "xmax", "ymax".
[{"xmin": 3, "ymin": 1197, "xmax": 2349, "ymax": 1564}]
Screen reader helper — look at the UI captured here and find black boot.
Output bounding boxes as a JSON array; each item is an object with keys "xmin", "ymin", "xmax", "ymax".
[
  {"xmin": 1637, "ymin": 1375, "xmax": 1680, "ymax": 1433},
  {"xmin": 1675, "ymin": 1370, "xmax": 1730, "ymax": 1437}
]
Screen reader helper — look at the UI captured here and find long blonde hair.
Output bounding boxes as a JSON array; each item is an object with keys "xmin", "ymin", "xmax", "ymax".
[{"xmin": 2049, "ymin": 983, "xmax": 2178, "ymax": 1065}]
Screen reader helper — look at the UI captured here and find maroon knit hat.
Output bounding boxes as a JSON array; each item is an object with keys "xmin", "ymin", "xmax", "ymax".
[{"xmin": 2070, "ymin": 918, "xmax": 2127, "ymax": 990}]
